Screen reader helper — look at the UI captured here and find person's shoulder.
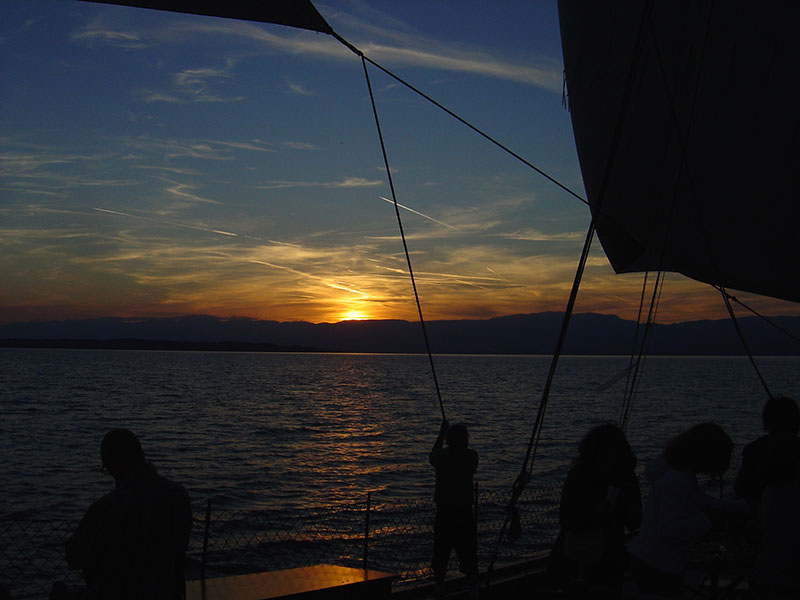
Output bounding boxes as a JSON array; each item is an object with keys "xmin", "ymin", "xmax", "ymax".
[
  {"xmin": 744, "ymin": 435, "xmax": 771, "ymax": 453},
  {"xmin": 156, "ymin": 473, "xmax": 187, "ymax": 490},
  {"xmin": 85, "ymin": 488, "xmax": 122, "ymax": 515},
  {"xmin": 430, "ymin": 447, "xmax": 446, "ymax": 464},
  {"xmin": 132, "ymin": 471, "xmax": 191, "ymax": 506},
  {"xmin": 458, "ymin": 447, "xmax": 478, "ymax": 465},
  {"xmin": 563, "ymin": 462, "xmax": 593, "ymax": 486},
  {"xmin": 154, "ymin": 474, "xmax": 191, "ymax": 501},
  {"xmin": 649, "ymin": 463, "xmax": 690, "ymax": 491}
]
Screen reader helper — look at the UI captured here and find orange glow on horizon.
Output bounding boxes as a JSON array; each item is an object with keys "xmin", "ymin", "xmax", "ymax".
[
  {"xmin": 341, "ymin": 310, "xmax": 369, "ymax": 321},
  {"xmin": 3, "ymin": 271, "xmax": 800, "ymax": 326}
]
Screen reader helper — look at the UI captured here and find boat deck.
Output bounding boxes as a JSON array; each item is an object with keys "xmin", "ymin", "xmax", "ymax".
[{"xmin": 186, "ymin": 564, "xmax": 396, "ymax": 600}]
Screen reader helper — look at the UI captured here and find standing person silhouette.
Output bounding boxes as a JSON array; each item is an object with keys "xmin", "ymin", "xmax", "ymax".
[
  {"xmin": 429, "ymin": 420, "xmax": 479, "ymax": 598},
  {"xmin": 63, "ymin": 429, "xmax": 192, "ymax": 600}
]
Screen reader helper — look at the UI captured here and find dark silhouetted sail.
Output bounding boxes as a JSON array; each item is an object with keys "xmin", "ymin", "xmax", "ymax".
[
  {"xmin": 559, "ymin": 0, "xmax": 800, "ymax": 302},
  {"xmin": 81, "ymin": 1, "xmax": 333, "ymax": 34}
]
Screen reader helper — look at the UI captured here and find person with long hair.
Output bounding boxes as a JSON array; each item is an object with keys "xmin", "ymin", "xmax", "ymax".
[
  {"xmin": 548, "ymin": 424, "xmax": 641, "ymax": 597},
  {"xmin": 629, "ymin": 422, "xmax": 747, "ymax": 598},
  {"xmin": 61, "ymin": 429, "xmax": 192, "ymax": 600}
]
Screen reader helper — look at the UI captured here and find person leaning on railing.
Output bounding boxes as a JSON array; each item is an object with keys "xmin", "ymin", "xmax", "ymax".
[{"xmin": 52, "ymin": 428, "xmax": 192, "ymax": 600}]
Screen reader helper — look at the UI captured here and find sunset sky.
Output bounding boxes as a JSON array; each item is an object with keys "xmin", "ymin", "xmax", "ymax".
[{"xmin": 2, "ymin": 0, "xmax": 798, "ymax": 325}]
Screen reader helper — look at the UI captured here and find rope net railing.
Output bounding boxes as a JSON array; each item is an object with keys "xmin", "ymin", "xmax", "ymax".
[
  {"xmin": 1, "ymin": 483, "xmax": 562, "ymax": 600},
  {"xmin": 0, "ymin": 458, "xmax": 748, "ymax": 600}
]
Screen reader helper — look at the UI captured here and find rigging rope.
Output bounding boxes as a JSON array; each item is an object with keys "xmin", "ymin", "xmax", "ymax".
[
  {"xmin": 620, "ymin": 270, "xmax": 665, "ymax": 431},
  {"xmin": 329, "ymin": 31, "xmax": 589, "ymax": 206},
  {"xmin": 361, "ymin": 56, "xmax": 588, "ymax": 207},
  {"xmin": 713, "ymin": 286, "xmax": 800, "ymax": 346},
  {"xmin": 619, "ymin": 271, "xmax": 649, "ymax": 429},
  {"xmin": 648, "ymin": 2, "xmax": 780, "ymax": 399},
  {"xmin": 485, "ymin": 0, "xmax": 657, "ymax": 582},
  {"xmin": 359, "ymin": 55, "xmax": 446, "ymax": 420},
  {"xmin": 485, "ymin": 218, "xmax": 597, "ymax": 582},
  {"xmin": 617, "ymin": 1, "xmax": 721, "ymax": 433},
  {"xmin": 328, "ymin": 28, "xmax": 600, "ymax": 423},
  {"xmin": 720, "ymin": 286, "xmax": 773, "ymax": 399}
]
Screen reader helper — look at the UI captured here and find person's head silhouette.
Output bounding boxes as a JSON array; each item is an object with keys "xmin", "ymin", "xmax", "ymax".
[
  {"xmin": 446, "ymin": 423, "xmax": 469, "ymax": 449},
  {"xmin": 100, "ymin": 428, "xmax": 146, "ymax": 480},
  {"xmin": 762, "ymin": 395, "xmax": 800, "ymax": 436},
  {"xmin": 664, "ymin": 422, "xmax": 732, "ymax": 476}
]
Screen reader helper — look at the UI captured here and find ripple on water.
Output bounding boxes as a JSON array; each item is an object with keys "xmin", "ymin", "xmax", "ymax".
[{"xmin": 0, "ymin": 350, "xmax": 791, "ymax": 519}]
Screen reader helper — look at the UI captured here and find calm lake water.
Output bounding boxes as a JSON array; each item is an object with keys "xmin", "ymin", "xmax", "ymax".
[{"xmin": 1, "ymin": 349, "xmax": 797, "ymax": 520}]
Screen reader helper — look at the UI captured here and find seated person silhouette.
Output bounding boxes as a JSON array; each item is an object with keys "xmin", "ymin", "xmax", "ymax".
[
  {"xmin": 429, "ymin": 420, "xmax": 478, "ymax": 597},
  {"xmin": 735, "ymin": 395, "xmax": 800, "ymax": 595},
  {"xmin": 549, "ymin": 423, "xmax": 641, "ymax": 597},
  {"xmin": 628, "ymin": 422, "xmax": 747, "ymax": 599},
  {"xmin": 64, "ymin": 428, "xmax": 192, "ymax": 600},
  {"xmin": 735, "ymin": 395, "xmax": 800, "ymax": 510}
]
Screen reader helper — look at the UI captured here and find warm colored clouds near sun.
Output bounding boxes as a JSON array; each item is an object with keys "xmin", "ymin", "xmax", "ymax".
[{"xmin": 2, "ymin": 1, "xmax": 798, "ymax": 327}]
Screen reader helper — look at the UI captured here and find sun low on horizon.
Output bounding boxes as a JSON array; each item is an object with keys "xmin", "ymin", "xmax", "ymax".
[
  {"xmin": 2, "ymin": 1, "xmax": 800, "ymax": 329},
  {"xmin": 340, "ymin": 309, "xmax": 370, "ymax": 322}
]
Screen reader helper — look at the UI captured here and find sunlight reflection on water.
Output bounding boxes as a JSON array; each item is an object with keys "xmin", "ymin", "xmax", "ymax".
[{"xmin": 1, "ymin": 349, "xmax": 797, "ymax": 519}]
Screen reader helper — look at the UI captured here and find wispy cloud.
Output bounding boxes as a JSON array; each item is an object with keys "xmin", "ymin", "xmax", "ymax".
[
  {"xmin": 170, "ymin": 63, "xmax": 242, "ymax": 103},
  {"xmin": 93, "ymin": 207, "xmax": 237, "ymax": 236},
  {"xmin": 283, "ymin": 141, "xmax": 318, "ymax": 151},
  {"xmin": 163, "ymin": 179, "xmax": 222, "ymax": 205},
  {"xmin": 125, "ymin": 136, "xmax": 237, "ymax": 161},
  {"xmin": 0, "ymin": 152, "xmax": 72, "ymax": 176},
  {"xmin": 137, "ymin": 90, "xmax": 181, "ymax": 103},
  {"xmin": 286, "ymin": 80, "xmax": 313, "ymax": 96},
  {"xmin": 259, "ymin": 177, "xmax": 382, "ymax": 189},
  {"xmin": 500, "ymin": 228, "xmax": 584, "ymax": 242},
  {"xmin": 359, "ymin": 42, "xmax": 562, "ymax": 91},
  {"xmin": 72, "ymin": 7, "xmax": 562, "ymax": 92},
  {"xmin": 71, "ymin": 25, "xmax": 146, "ymax": 49},
  {"xmin": 211, "ymin": 140, "xmax": 274, "ymax": 153}
]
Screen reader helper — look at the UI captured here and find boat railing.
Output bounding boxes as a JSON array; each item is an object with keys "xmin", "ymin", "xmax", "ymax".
[
  {"xmin": 2, "ymin": 462, "xmax": 745, "ymax": 600},
  {"xmin": 0, "ymin": 481, "xmax": 563, "ymax": 600}
]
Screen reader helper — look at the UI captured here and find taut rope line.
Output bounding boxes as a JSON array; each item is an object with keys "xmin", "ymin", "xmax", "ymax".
[
  {"xmin": 359, "ymin": 54, "xmax": 446, "ymax": 420},
  {"xmin": 720, "ymin": 287, "xmax": 773, "ymax": 399}
]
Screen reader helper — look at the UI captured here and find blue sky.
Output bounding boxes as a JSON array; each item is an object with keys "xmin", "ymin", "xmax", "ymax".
[{"xmin": 2, "ymin": 0, "xmax": 797, "ymax": 325}]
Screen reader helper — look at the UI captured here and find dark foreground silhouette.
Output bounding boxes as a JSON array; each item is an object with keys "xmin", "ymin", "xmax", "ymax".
[
  {"xmin": 53, "ymin": 429, "xmax": 192, "ymax": 600},
  {"xmin": 735, "ymin": 396, "xmax": 800, "ymax": 596},
  {"xmin": 548, "ymin": 424, "xmax": 642, "ymax": 598},
  {"xmin": 430, "ymin": 420, "xmax": 479, "ymax": 598}
]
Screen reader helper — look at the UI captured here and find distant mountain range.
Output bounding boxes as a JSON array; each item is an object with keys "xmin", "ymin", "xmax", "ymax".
[{"xmin": 2, "ymin": 312, "xmax": 799, "ymax": 355}]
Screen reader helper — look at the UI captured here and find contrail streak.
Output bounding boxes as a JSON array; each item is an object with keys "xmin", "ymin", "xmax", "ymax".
[
  {"xmin": 379, "ymin": 196, "xmax": 461, "ymax": 231},
  {"xmin": 93, "ymin": 207, "xmax": 238, "ymax": 237}
]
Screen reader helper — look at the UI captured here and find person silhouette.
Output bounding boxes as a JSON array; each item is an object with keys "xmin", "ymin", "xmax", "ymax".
[
  {"xmin": 548, "ymin": 423, "xmax": 641, "ymax": 598},
  {"xmin": 628, "ymin": 422, "xmax": 747, "ymax": 598},
  {"xmin": 64, "ymin": 429, "xmax": 192, "ymax": 600},
  {"xmin": 735, "ymin": 395, "xmax": 800, "ymax": 596},
  {"xmin": 734, "ymin": 395, "xmax": 800, "ymax": 509},
  {"xmin": 429, "ymin": 420, "xmax": 478, "ymax": 597}
]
